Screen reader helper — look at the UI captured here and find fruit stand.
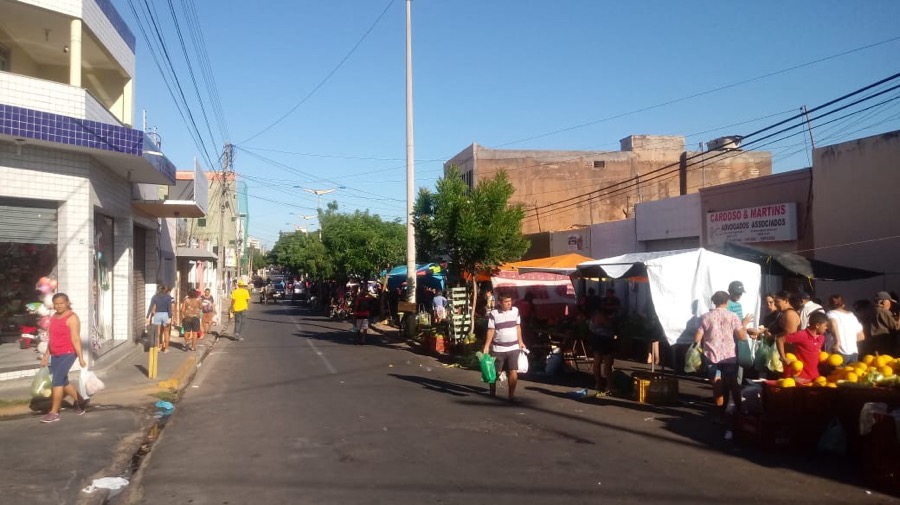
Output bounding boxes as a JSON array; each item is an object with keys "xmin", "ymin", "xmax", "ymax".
[{"xmin": 735, "ymin": 352, "xmax": 900, "ymax": 494}]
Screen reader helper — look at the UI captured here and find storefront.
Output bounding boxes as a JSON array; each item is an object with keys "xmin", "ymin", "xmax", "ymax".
[{"xmin": 0, "ymin": 198, "xmax": 58, "ymax": 346}]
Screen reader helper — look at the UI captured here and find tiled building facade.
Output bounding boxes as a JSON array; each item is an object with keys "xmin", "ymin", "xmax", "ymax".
[{"xmin": 0, "ymin": 0, "xmax": 187, "ymax": 379}]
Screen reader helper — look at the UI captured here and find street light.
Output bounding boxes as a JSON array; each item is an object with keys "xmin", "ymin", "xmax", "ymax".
[{"xmin": 295, "ymin": 187, "xmax": 345, "ymax": 210}]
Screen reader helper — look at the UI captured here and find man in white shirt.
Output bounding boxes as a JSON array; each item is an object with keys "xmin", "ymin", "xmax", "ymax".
[
  {"xmin": 482, "ymin": 295, "xmax": 526, "ymax": 402},
  {"xmin": 798, "ymin": 291, "xmax": 824, "ymax": 330}
]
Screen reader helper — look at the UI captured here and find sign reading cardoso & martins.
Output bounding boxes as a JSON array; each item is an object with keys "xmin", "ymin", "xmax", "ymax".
[{"xmin": 706, "ymin": 202, "xmax": 798, "ymax": 245}]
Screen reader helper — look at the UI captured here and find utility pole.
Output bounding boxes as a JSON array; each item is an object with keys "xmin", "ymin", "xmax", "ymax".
[
  {"xmin": 218, "ymin": 143, "xmax": 234, "ymax": 321},
  {"xmin": 405, "ymin": 0, "xmax": 417, "ymax": 307},
  {"xmin": 802, "ymin": 105, "xmax": 816, "ymax": 152}
]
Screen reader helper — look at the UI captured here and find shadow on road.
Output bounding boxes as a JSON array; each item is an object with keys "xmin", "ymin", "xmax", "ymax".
[{"xmin": 389, "ymin": 373, "xmax": 486, "ymax": 397}]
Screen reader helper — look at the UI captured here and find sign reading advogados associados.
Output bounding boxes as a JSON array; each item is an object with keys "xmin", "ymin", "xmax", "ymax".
[{"xmin": 706, "ymin": 202, "xmax": 798, "ymax": 244}]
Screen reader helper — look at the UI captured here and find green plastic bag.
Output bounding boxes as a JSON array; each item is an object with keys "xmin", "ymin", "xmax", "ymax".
[
  {"xmin": 476, "ymin": 352, "xmax": 497, "ymax": 384},
  {"xmin": 684, "ymin": 343, "xmax": 703, "ymax": 373},
  {"xmin": 31, "ymin": 366, "xmax": 52, "ymax": 399}
]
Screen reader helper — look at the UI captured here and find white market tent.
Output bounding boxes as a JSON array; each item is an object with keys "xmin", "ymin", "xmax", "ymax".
[{"xmin": 576, "ymin": 248, "xmax": 762, "ymax": 345}]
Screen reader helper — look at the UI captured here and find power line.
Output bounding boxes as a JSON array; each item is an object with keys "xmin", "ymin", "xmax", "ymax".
[
  {"xmin": 492, "ymin": 35, "xmax": 900, "ymax": 148},
  {"xmin": 523, "ymin": 73, "xmax": 900, "ymax": 224},
  {"xmin": 238, "ymin": 0, "xmax": 397, "ymax": 144}
]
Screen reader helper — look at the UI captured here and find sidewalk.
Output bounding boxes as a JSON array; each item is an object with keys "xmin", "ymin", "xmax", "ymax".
[{"xmin": 0, "ymin": 320, "xmax": 229, "ymax": 505}]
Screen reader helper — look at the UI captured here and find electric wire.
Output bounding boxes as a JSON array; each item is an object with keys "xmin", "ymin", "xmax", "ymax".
[{"xmin": 238, "ymin": 0, "xmax": 397, "ymax": 144}]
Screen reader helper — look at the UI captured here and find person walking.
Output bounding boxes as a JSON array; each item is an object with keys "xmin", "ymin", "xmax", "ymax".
[
  {"xmin": 482, "ymin": 294, "xmax": 525, "ymax": 402},
  {"xmin": 228, "ymin": 279, "xmax": 251, "ymax": 341},
  {"xmin": 200, "ymin": 288, "xmax": 215, "ymax": 339},
  {"xmin": 694, "ymin": 291, "xmax": 747, "ymax": 427},
  {"xmin": 181, "ymin": 289, "xmax": 202, "ymax": 351},
  {"xmin": 353, "ymin": 291, "xmax": 371, "ymax": 345},
  {"xmin": 39, "ymin": 293, "xmax": 87, "ymax": 423},
  {"xmin": 147, "ymin": 285, "xmax": 173, "ymax": 353}
]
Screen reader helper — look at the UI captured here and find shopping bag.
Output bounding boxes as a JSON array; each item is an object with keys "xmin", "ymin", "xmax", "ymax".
[
  {"xmin": 476, "ymin": 352, "xmax": 497, "ymax": 384},
  {"xmin": 82, "ymin": 368, "xmax": 105, "ymax": 396},
  {"xmin": 416, "ymin": 308, "xmax": 431, "ymax": 327},
  {"xmin": 684, "ymin": 343, "xmax": 703, "ymax": 373},
  {"xmin": 31, "ymin": 366, "xmax": 52, "ymax": 399},
  {"xmin": 736, "ymin": 338, "xmax": 753, "ymax": 368},
  {"xmin": 77, "ymin": 367, "xmax": 90, "ymax": 400},
  {"xmin": 517, "ymin": 348, "xmax": 530, "ymax": 374}
]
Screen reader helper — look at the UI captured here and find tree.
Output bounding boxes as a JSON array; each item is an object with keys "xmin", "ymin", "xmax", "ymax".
[
  {"xmin": 319, "ymin": 203, "xmax": 406, "ymax": 282},
  {"xmin": 414, "ymin": 166, "xmax": 529, "ymax": 332},
  {"xmin": 268, "ymin": 231, "xmax": 332, "ymax": 279}
]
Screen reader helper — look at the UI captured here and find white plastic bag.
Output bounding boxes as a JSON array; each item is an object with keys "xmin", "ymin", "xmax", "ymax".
[
  {"xmin": 517, "ymin": 348, "xmax": 530, "ymax": 374},
  {"xmin": 78, "ymin": 367, "xmax": 91, "ymax": 400},
  {"xmin": 82, "ymin": 368, "xmax": 105, "ymax": 396}
]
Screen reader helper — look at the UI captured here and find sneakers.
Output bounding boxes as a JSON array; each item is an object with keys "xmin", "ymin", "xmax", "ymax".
[
  {"xmin": 75, "ymin": 399, "xmax": 87, "ymax": 416},
  {"xmin": 237, "ymin": 335, "xmax": 244, "ymax": 341},
  {"xmin": 594, "ymin": 390, "xmax": 611, "ymax": 398},
  {"xmin": 40, "ymin": 412, "xmax": 60, "ymax": 423}
]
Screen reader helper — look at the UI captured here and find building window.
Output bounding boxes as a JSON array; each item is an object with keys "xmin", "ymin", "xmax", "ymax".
[
  {"xmin": 593, "ymin": 160, "xmax": 605, "ymax": 169},
  {"xmin": 198, "ymin": 218, "xmax": 206, "ymax": 227}
]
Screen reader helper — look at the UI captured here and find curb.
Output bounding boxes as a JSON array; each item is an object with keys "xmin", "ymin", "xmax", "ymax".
[{"xmin": 0, "ymin": 336, "xmax": 218, "ymax": 420}]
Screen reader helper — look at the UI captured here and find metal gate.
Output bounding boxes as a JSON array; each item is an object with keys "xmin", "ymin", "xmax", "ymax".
[{"xmin": 132, "ymin": 226, "xmax": 147, "ymax": 342}]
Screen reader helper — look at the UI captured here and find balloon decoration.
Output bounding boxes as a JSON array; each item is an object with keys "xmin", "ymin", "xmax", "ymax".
[{"xmin": 38, "ymin": 316, "xmax": 51, "ymax": 330}]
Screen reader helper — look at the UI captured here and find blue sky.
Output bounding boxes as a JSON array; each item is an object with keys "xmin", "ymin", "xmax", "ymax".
[{"xmin": 115, "ymin": 0, "xmax": 900, "ymax": 246}]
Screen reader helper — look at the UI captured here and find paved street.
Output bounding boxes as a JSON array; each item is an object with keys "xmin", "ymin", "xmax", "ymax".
[{"xmin": 113, "ymin": 303, "xmax": 897, "ymax": 505}]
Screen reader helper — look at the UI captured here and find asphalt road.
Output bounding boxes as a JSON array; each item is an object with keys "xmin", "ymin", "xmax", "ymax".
[{"xmin": 119, "ymin": 303, "xmax": 898, "ymax": 505}]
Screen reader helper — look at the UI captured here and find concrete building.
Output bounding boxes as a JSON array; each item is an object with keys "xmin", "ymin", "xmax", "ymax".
[
  {"xmin": 810, "ymin": 130, "xmax": 900, "ymax": 302},
  {"xmin": 533, "ymin": 129, "xmax": 900, "ymax": 305},
  {"xmin": 445, "ymin": 135, "xmax": 772, "ymax": 235},
  {"xmin": 0, "ymin": 0, "xmax": 203, "ymax": 378}
]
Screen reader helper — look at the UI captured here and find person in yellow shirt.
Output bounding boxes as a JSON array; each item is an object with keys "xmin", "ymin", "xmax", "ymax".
[{"xmin": 229, "ymin": 279, "xmax": 251, "ymax": 341}]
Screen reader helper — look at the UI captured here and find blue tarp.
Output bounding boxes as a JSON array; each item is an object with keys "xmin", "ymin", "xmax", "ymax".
[{"xmin": 386, "ymin": 263, "xmax": 446, "ymax": 291}]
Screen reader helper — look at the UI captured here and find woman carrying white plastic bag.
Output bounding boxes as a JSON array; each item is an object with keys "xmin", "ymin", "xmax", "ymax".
[{"xmin": 78, "ymin": 366, "xmax": 105, "ymax": 400}]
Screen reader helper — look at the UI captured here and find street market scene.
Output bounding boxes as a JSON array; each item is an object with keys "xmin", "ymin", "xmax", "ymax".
[{"xmin": 1, "ymin": 1, "xmax": 900, "ymax": 504}]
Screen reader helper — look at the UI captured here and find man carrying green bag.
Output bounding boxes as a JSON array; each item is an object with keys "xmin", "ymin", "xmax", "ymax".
[
  {"xmin": 477, "ymin": 352, "xmax": 497, "ymax": 384},
  {"xmin": 482, "ymin": 295, "xmax": 526, "ymax": 402}
]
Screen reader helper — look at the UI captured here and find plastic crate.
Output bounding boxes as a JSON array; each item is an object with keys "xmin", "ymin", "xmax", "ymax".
[{"xmin": 632, "ymin": 371, "xmax": 679, "ymax": 404}]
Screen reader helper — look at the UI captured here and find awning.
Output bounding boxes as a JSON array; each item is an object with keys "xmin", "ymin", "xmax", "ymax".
[
  {"xmin": 708, "ymin": 242, "xmax": 882, "ymax": 281},
  {"xmin": 176, "ymin": 247, "xmax": 217, "ymax": 262},
  {"xmin": 508, "ymin": 253, "xmax": 595, "ymax": 275}
]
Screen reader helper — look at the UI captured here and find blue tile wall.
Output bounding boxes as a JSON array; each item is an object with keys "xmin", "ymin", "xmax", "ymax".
[
  {"xmin": 0, "ymin": 104, "xmax": 176, "ymax": 183},
  {"xmin": 95, "ymin": 0, "xmax": 136, "ymax": 52}
]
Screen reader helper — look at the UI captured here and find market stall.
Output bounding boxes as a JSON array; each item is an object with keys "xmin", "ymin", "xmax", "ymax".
[
  {"xmin": 491, "ymin": 253, "xmax": 590, "ymax": 321},
  {"xmin": 576, "ymin": 248, "xmax": 762, "ymax": 345}
]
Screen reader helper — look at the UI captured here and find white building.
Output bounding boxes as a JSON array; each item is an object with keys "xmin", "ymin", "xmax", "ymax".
[{"xmin": 0, "ymin": 0, "xmax": 204, "ymax": 378}]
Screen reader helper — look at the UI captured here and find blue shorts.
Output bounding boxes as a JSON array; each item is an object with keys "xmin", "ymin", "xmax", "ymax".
[
  {"xmin": 151, "ymin": 312, "xmax": 170, "ymax": 326},
  {"xmin": 50, "ymin": 353, "xmax": 77, "ymax": 387}
]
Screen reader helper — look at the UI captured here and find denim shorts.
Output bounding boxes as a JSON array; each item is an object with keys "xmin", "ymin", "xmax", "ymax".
[
  {"xmin": 50, "ymin": 353, "xmax": 77, "ymax": 387},
  {"xmin": 151, "ymin": 312, "xmax": 170, "ymax": 326}
]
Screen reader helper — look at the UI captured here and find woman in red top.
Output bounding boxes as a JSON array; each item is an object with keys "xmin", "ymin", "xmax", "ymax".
[
  {"xmin": 777, "ymin": 311, "xmax": 828, "ymax": 381},
  {"xmin": 39, "ymin": 293, "xmax": 87, "ymax": 423}
]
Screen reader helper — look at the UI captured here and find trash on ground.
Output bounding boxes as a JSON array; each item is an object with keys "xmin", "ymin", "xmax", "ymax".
[{"xmin": 82, "ymin": 476, "xmax": 129, "ymax": 494}]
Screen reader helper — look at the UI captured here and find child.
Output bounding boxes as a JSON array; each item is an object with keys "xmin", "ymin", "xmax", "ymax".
[{"xmin": 777, "ymin": 311, "xmax": 828, "ymax": 381}]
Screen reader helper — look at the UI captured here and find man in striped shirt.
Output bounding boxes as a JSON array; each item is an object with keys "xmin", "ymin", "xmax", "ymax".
[{"xmin": 482, "ymin": 294, "xmax": 526, "ymax": 402}]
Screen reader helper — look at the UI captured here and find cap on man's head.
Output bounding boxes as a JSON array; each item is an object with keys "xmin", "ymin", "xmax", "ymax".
[
  {"xmin": 728, "ymin": 281, "xmax": 745, "ymax": 295},
  {"xmin": 875, "ymin": 291, "xmax": 897, "ymax": 303},
  {"xmin": 237, "ymin": 280, "xmax": 247, "ymax": 286}
]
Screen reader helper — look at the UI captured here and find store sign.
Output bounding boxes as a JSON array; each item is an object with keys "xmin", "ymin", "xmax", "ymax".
[{"xmin": 706, "ymin": 202, "xmax": 797, "ymax": 244}]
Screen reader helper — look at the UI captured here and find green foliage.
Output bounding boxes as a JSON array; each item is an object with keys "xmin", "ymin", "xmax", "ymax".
[
  {"xmin": 416, "ymin": 166, "xmax": 529, "ymax": 281},
  {"xmin": 414, "ymin": 166, "xmax": 529, "ymax": 331},
  {"xmin": 268, "ymin": 231, "xmax": 332, "ymax": 279},
  {"xmin": 319, "ymin": 204, "xmax": 406, "ymax": 281}
]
